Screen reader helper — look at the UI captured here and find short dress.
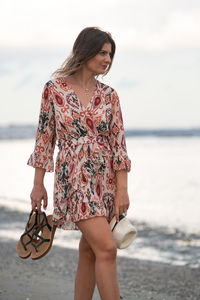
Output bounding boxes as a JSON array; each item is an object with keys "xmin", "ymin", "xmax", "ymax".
[{"xmin": 27, "ymin": 77, "xmax": 131, "ymax": 230}]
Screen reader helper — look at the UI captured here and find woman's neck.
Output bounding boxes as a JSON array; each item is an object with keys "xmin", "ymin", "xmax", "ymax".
[{"xmin": 70, "ymin": 69, "xmax": 97, "ymax": 88}]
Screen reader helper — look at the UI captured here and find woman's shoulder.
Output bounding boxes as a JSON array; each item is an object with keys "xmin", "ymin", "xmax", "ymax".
[
  {"xmin": 97, "ymin": 80, "xmax": 118, "ymax": 96},
  {"xmin": 41, "ymin": 78, "xmax": 55, "ymax": 89},
  {"xmin": 42, "ymin": 77, "xmax": 67, "ymax": 90},
  {"xmin": 45, "ymin": 76, "xmax": 62, "ymax": 85}
]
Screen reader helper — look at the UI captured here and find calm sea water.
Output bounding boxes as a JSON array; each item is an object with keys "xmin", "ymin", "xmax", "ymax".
[
  {"xmin": 0, "ymin": 137, "xmax": 200, "ymax": 265},
  {"xmin": 0, "ymin": 137, "xmax": 200, "ymax": 232}
]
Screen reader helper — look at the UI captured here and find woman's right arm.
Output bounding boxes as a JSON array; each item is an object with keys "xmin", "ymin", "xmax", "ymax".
[
  {"xmin": 27, "ymin": 81, "xmax": 56, "ymax": 213},
  {"xmin": 30, "ymin": 167, "xmax": 47, "ymax": 214}
]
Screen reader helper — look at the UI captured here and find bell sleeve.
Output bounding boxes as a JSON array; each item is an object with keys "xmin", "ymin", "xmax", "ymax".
[
  {"xmin": 27, "ymin": 81, "xmax": 56, "ymax": 172},
  {"xmin": 108, "ymin": 89, "xmax": 131, "ymax": 172}
]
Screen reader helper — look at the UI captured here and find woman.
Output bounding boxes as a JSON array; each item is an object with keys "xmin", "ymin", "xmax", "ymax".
[{"xmin": 28, "ymin": 26, "xmax": 131, "ymax": 300}]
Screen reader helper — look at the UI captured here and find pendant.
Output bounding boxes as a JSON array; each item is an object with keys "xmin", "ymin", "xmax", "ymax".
[{"xmin": 85, "ymin": 88, "xmax": 89, "ymax": 96}]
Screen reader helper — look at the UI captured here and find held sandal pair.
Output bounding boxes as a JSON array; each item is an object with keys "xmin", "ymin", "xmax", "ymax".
[{"xmin": 16, "ymin": 209, "xmax": 56, "ymax": 260}]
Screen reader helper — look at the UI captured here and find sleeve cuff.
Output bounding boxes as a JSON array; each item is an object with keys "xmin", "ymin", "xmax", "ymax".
[
  {"xmin": 112, "ymin": 155, "xmax": 131, "ymax": 172},
  {"xmin": 27, "ymin": 153, "xmax": 54, "ymax": 172}
]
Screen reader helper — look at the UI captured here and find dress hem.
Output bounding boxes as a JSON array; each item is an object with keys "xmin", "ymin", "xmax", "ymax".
[{"xmin": 52, "ymin": 212, "xmax": 113, "ymax": 231}]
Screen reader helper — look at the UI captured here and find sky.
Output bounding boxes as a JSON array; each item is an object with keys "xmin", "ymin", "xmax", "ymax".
[{"xmin": 0, "ymin": 0, "xmax": 200, "ymax": 128}]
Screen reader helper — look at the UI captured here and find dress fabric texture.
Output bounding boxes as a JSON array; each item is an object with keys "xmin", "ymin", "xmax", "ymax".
[{"xmin": 27, "ymin": 77, "xmax": 131, "ymax": 230}]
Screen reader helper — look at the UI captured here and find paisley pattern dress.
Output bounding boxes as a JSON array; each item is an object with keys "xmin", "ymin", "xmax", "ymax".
[{"xmin": 27, "ymin": 77, "xmax": 131, "ymax": 230}]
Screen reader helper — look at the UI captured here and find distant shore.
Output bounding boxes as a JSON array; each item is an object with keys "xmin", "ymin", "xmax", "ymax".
[
  {"xmin": 0, "ymin": 205, "xmax": 200, "ymax": 300},
  {"xmin": 0, "ymin": 124, "xmax": 200, "ymax": 139}
]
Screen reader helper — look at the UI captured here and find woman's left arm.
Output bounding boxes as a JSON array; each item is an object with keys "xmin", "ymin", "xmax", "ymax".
[
  {"xmin": 115, "ymin": 169, "xmax": 129, "ymax": 221},
  {"xmin": 108, "ymin": 89, "xmax": 131, "ymax": 222}
]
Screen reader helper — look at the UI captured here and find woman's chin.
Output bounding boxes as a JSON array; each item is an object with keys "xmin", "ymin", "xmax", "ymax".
[{"xmin": 95, "ymin": 69, "xmax": 106, "ymax": 75}]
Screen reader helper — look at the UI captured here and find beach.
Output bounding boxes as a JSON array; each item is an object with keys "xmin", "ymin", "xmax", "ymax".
[{"xmin": 0, "ymin": 206, "xmax": 200, "ymax": 300}]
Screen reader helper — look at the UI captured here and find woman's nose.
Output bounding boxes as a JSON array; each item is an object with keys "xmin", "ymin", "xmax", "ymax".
[{"xmin": 105, "ymin": 54, "xmax": 111, "ymax": 64}]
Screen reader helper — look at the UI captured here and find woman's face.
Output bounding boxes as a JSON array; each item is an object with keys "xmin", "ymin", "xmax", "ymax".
[{"xmin": 85, "ymin": 43, "xmax": 112, "ymax": 75}]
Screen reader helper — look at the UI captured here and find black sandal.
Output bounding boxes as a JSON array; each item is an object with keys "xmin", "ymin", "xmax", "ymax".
[
  {"xmin": 16, "ymin": 209, "xmax": 42, "ymax": 259},
  {"xmin": 30, "ymin": 212, "xmax": 56, "ymax": 260}
]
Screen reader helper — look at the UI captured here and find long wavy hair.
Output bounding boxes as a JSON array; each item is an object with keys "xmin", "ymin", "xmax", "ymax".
[{"xmin": 51, "ymin": 26, "xmax": 116, "ymax": 79}]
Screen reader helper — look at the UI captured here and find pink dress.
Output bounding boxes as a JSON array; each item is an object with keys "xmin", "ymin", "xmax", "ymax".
[{"xmin": 27, "ymin": 77, "xmax": 131, "ymax": 230}]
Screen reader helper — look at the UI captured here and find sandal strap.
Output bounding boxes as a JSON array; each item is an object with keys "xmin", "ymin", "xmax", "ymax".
[
  {"xmin": 41, "ymin": 212, "xmax": 52, "ymax": 232},
  {"xmin": 31, "ymin": 237, "xmax": 50, "ymax": 250},
  {"xmin": 31, "ymin": 212, "xmax": 52, "ymax": 250},
  {"xmin": 20, "ymin": 210, "xmax": 44, "ymax": 250},
  {"xmin": 20, "ymin": 210, "xmax": 39, "ymax": 250},
  {"xmin": 31, "ymin": 212, "xmax": 52, "ymax": 238}
]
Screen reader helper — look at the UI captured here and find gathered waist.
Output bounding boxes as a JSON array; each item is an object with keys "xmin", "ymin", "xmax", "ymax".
[
  {"xmin": 57, "ymin": 135, "xmax": 110, "ymax": 152},
  {"xmin": 56, "ymin": 134, "xmax": 112, "ymax": 169}
]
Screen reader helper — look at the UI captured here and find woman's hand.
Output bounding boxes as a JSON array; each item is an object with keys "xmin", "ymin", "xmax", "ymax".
[
  {"xmin": 114, "ymin": 187, "xmax": 130, "ymax": 222},
  {"xmin": 30, "ymin": 184, "xmax": 48, "ymax": 214}
]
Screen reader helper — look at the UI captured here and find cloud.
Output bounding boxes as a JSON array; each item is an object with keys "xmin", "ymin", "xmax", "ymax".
[
  {"xmin": 116, "ymin": 79, "xmax": 139, "ymax": 89},
  {"xmin": 13, "ymin": 73, "xmax": 34, "ymax": 91},
  {"xmin": 115, "ymin": 11, "xmax": 200, "ymax": 51},
  {"xmin": 0, "ymin": 0, "xmax": 200, "ymax": 52},
  {"xmin": 141, "ymin": 11, "xmax": 200, "ymax": 51}
]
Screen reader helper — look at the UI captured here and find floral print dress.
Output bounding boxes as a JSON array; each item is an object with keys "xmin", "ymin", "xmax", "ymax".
[{"xmin": 27, "ymin": 77, "xmax": 131, "ymax": 230}]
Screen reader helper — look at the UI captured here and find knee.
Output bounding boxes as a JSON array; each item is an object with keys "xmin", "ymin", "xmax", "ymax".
[
  {"xmin": 79, "ymin": 237, "xmax": 95, "ymax": 261},
  {"xmin": 96, "ymin": 241, "xmax": 117, "ymax": 262}
]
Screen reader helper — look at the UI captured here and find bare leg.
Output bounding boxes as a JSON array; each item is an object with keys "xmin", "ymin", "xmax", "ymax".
[
  {"xmin": 75, "ymin": 216, "xmax": 120, "ymax": 300},
  {"xmin": 74, "ymin": 234, "xmax": 96, "ymax": 300}
]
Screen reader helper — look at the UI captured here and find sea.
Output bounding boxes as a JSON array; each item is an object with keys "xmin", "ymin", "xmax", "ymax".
[{"xmin": 0, "ymin": 128, "xmax": 200, "ymax": 267}]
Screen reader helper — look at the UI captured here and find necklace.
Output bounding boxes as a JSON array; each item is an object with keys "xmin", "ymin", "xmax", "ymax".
[
  {"xmin": 74, "ymin": 78, "xmax": 97, "ymax": 97},
  {"xmin": 85, "ymin": 88, "xmax": 89, "ymax": 96},
  {"xmin": 66, "ymin": 76, "xmax": 97, "ymax": 97},
  {"xmin": 83, "ymin": 82, "xmax": 97, "ymax": 96}
]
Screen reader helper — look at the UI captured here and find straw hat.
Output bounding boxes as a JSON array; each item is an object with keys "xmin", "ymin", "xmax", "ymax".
[{"xmin": 110, "ymin": 214, "xmax": 137, "ymax": 249}]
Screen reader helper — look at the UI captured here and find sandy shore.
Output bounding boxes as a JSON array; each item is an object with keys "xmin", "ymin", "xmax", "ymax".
[{"xmin": 0, "ymin": 206, "xmax": 200, "ymax": 300}]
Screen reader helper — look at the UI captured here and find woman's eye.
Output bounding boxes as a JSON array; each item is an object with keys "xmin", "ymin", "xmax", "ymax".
[{"xmin": 99, "ymin": 51, "xmax": 112, "ymax": 58}]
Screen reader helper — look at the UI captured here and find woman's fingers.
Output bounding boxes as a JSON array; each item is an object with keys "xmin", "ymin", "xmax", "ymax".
[
  {"xmin": 43, "ymin": 193, "xmax": 48, "ymax": 210},
  {"xmin": 31, "ymin": 196, "xmax": 42, "ymax": 214},
  {"xmin": 31, "ymin": 196, "xmax": 36, "ymax": 211},
  {"xmin": 115, "ymin": 189, "xmax": 130, "ymax": 216},
  {"xmin": 119, "ymin": 201, "xmax": 129, "ymax": 211},
  {"xmin": 115, "ymin": 205, "xmax": 119, "ymax": 222},
  {"xmin": 31, "ymin": 200, "xmax": 36, "ymax": 212},
  {"xmin": 115, "ymin": 196, "xmax": 130, "ymax": 222},
  {"xmin": 36, "ymin": 199, "xmax": 42, "ymax": 214},
  {"xmin": 115, "ymin": 205, "xmax": 128, "ymax": 222},
  {"xmin": 31, "ymin": 198, "xmax": 41, "ymax": 213},
  {"xmin": 119, "ymin": 206, "xmax": 127, "ymax": 216},
  {"xmin": 117, "ymin": 200, "xmax": 130, "ymax": 217}
]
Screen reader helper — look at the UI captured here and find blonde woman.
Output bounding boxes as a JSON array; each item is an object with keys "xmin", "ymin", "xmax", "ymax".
[{"xmin": 28, "ymin": 26, "xmax": 131, "ymax": 300}]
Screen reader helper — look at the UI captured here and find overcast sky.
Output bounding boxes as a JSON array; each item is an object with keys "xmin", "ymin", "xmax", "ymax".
[{"xmin": 0, "ymin": 0, "xmax": 200, "ymax": 128}]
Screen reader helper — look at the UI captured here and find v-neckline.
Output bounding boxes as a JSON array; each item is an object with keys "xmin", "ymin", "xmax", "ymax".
[{"xmin": 64, "ymin": 78, "xmax": 99, "ymax": 111}]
